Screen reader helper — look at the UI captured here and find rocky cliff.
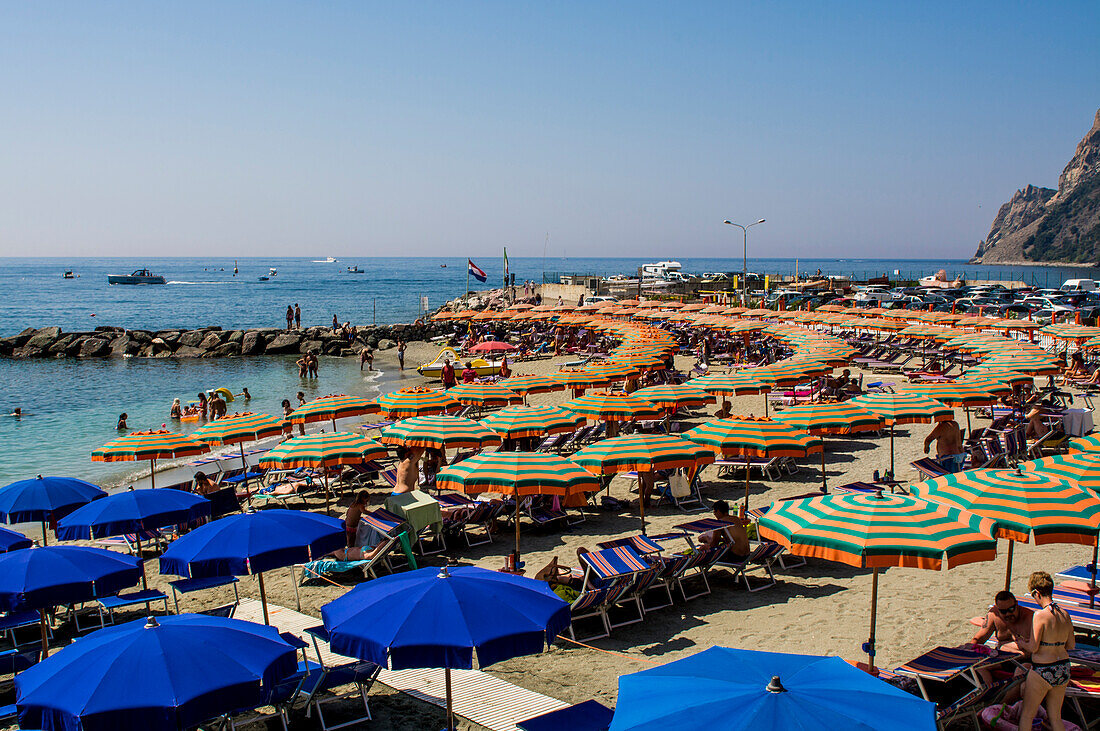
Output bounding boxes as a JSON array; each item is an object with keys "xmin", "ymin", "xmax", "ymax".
[{"xmin": 973, "ymin": 108, "xmax": 1100, "ymax": 264}]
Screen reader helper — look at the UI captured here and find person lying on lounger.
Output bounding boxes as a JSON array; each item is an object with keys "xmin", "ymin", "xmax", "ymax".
[
  {"xmin": 326, "ymin": 543, "xmax": 388, "ymax": 562},
  {"xmin": 697, "ymin": 500, "xmax": 751, "ymax": 561}
]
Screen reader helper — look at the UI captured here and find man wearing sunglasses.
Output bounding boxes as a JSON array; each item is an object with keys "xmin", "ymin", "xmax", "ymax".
[{"xmin": 971, "ymin": 590, "xmax": 1034, "ymax": 655}]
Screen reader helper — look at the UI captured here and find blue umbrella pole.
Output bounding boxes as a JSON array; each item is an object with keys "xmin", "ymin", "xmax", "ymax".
[
  {"xmin": 239, "ymin": 443, "xmax": 250, "ymax": 496},
  {"xmin": 38, "ymin": 609, "xmax": 50, "ymax": 658},
  {"xmin": 40, "ymin": 520, "xmax": 48, "ymax": 546},
  {"xmin": 445, "ymin": 666, "xmax": 454, "ymax": 731},
  {"xmin": 258, "ymin": 572, "xmax": 270, "ymax": 625},
  {"xmin": 136, "ymin": 535, "xmax": 148, "ymax": 590},
  {"xmin": 866, "ymin": 567, "xmax": 879, "ymax": 670}
]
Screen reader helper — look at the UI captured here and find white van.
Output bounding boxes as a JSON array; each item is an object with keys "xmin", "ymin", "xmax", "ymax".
[{"xmin": 1061, "ymin": 279, "xmax": 1097, "ymax": 292}]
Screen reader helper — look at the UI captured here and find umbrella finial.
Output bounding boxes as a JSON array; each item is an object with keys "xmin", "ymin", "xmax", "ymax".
[
  {"xmin": 145, "ymin": 616, "xmax": 160, "ymax": 629},
  {"xmin": 437, "ymin": 566, "xmax": 451, "ymax": 579},
  {"xmin": 765, "ymin": 675, "xmax": 786, "ymax": 693},
  {"xmin": 36, "ymin": 475, "xmax": 43, "ymax": 480}
]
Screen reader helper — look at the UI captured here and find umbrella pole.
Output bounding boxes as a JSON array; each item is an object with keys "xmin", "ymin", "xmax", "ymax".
[
  {"xmin": 763, "ymin": 393, "xmax": 769, "ymax": 418},
  {"xmin": 820, "ymin": 442, "xmax": 827, "ymax": 493},
  {"xmin": 150, "ymin": 458, "xmax": 157, "ymax": 489},
  {"xmin": 39, "ymin": 609, "xmax": 50, "ymax": 659},
  {"xmin": 889, "ymin": 425, "xmax": 895, "ymax": 478},
  {"xmin": 639, "ymin": 474, "xmax": 649, "ymax": 535},
  {"xmin": 240, "ymin": 443, "xmax": 250, "ymax": 497},
  {"xmin": 514, "ymin": 497, "xmax": 522, "ymax": 565},
  {"xmin": 40, "ymin": 520, "xmax": 48, "ymax": 546},
  {"xmin": 1004, "ymin": 541, "xmax": 1014, "ymax": 592},
  {"xmin": 867, "ymin": 567, "xmax": 879, "ymax": 670},
  {"xmin": 743, "ymin": 468, "xmax": 751, "ymax": 517},
  {"xmin": 258, "ymin": 572, "xmax": 270, "ymax": 625},
  {"xmin": 1090, "ymin": 534, "xmax": 1098, "ymax": 609},
  {"xmin": 964, "ymin": 406, "xmax": 971, "ymax": 435},
  {"xmin": 445, "ymin": 666, "xmax": 455, "ymax": 731},
  {"xmin": 137, "ymin": 536, "xmax": 148, "ymax": 590},
  {"xmin": 323, "ymin": 472, "xmax": 331, "ymax": 516}
]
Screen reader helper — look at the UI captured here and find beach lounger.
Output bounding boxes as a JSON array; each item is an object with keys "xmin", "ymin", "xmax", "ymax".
[
  {"xmin": 893, "ymin": 645, "xmax": 1016, "ymax": 701},
  {"xmin": 639, "ymin": 552, "xmax": 691, "ymax": 611},
  {"xmin": 937, "ymin": 676, "xmax": 1022, "ymax": 731},
  {"xmin": 672, "ymin": 545, "xmax": 727, "ymax": 601},
  {"xmin": 0, "ymin": 648, "xmax": 39, "ymax": 677},
  {"xmin": 596, "ymin": 534, "xmax": 663, "ymax": 555},
  {"xmin": 289, "ymin": 626, "xmax": 381, "ymax": 731},
  {"xmin": 297, "ymin": 530, "xmax": 410, "ymax": 586},
  {"xmin": 168, "ymin": 575, "xmax": 240, "ymax": 615},
  {"xmin": 565, "ymin": 586, "xmax": 613, "ymax": 642},
  {"xmin": 1020, "ymin": 597, "xmax": 1100, "ymax": 632},
  {"xmin": 579, "ymin": 546, "xmax": 654, "ymax": 629},
  {"xmin": 720, "ymin": 541, "xmax": 784, "ymax": 592},
  {"xmin": 517, "ymin": 700, "xmax": 614, "ymax": 731},
  {"xmin": 95, "ymin": 589, "xmax": 169, "ymax": 628},
  {"xmin": 443, "ymin": 500, "xmax": 497, "ymax": 548},
  {"xmin": 0, "ymin": 611, "xmax": 50, "ymax": 650}
]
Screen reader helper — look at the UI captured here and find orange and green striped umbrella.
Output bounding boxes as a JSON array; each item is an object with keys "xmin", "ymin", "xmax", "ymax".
[
  {"xmin": 436, "ymin": 452, "xmax": 599, "ymax": 560},
  {"xmin": 552, "ymin": 367, "xmax": 612, "ymax": 390},
  {"xmin": 912, "ymin": 467, "xmax": 1100, "ymax": 591},
  {"xmin": 560, "ymin": 391, "xmax": 662, "ymax": 423},
  {"xmin": 498, "ymin": 375, "xmax": 566, "ymax": 399},
  {"xmin": 759, "ymin": 490, "xmax": 996, "ymax": 668},
  {"xmin": 377, "ymin": 415, "xmax": 502, "ymax": 451},
  {"xmin": 1069, "ymin": 434, "xmax": 1100, "ymax": 453},
  {"xmin": 687, "ymin": 373, "xmax": 770, "ymax": 396},
  {"xmin": 981, "ymin": 353, "xmax": 1060, "ymax": 376},
  {"xmin": 899, "ymin": 381, "xmax": 998, "ymax": 407},
  {"xmin": 961, "ymin": 367, "xmax": 1034, "ymax": 387},
  {"xmin": 1021, "ymin": 452, "xmax": 1100, "ymax": 495},
  {"xmin": 582, "ymin": 362, "xmax": 640, "ymax": 381},
  {"xmin": 573, "ymin": 434, "xmax": 715, "ymax": 475},
  {"xmin": 373, "ymin": 387, "xmax": 462, "ymax": 419},
  {"xmin": 611, "ymin": 354, "xmax": 667, "ymax": 371},
  {"xmin": 446, "ymin": 383, "xmax": 522, "ymax": 409},
  {"xmin": 632, "ymin": 384, "xmax": 715, "ymax": 412},
  {"xmin": 259, "ymin": 431, "xmax": 388, "ymax": 470},
  {"xmin": 952, "ymin": 376, "xmax": 1013, "ymax": 396},
  {"xmin": 291, "ymin": 394, "xmax": 378, "ymax": 430},
  {"xmin": 92, "ymin": 430, "xmax": 210, "ymax": 489},
  {"xmin": 190, "ymin": 411, "xmax": 290, "ymax": 476},
  {"xmin": 849, "ymin": 392, "xmax": 953, "ymax": 475},
  {"xmin": 481, "ymin": 405, "xmax": 584, "ymax": 440},
  {"xmin": 683, "ymin": 417, "xmax": 822, "ymax": 511},
  {"xmin": 746, "ymin": 359, "xmax": 831, "ymax": 388},
  {"xmin": 774, "ymin": 402, "xmax": 883, "ymax": 492}
]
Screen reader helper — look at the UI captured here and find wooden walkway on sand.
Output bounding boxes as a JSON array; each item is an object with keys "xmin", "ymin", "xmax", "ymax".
[{"xmin": 235, "ymin": 599, "xmax": 570, "ymax": 731}]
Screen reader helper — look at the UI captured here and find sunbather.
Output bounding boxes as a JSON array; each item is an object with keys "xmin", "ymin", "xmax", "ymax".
[
  {"xmin": 533, "ymin": 548, "xmax": 591, "ymax": 591},
  {"xmin": 697, "ymin": 500, "xmax": 751, "ymax": 560},
  {"xmin": 326, "ymin": 542, "xmax": 388, "ymax": 562},
  {"xmin": 715, "ymin": 399, "xmax": 733, "ymax": 418},
  {"xmin": 923, "ymin": 418, "xmax": 965, "ymax": 472},
  {"xmin": 969, "ymin": 590, "xmax": 1034, "ymax": 655},
  {"xmin": 343, "ymin": 491, "xmax": 371, "ymax": 546},
  {"xmin": 1011, "ymin": 572, "xmax": 1075, "ymax": 731},
  {"xmin": 393, "ymin": 445, "xmax": 423, "ymax": 494},
  {"xmin": 192, "ymin": 471, "xmax": 218, "ymax": 496}
]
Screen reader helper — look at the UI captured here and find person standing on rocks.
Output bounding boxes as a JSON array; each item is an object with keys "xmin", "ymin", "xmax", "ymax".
[
  {"xmin": 286, "ymin": 305, "xmax": 294, "ymax": 330},
  {"xmin": 332, "ymin": 314, "xmax": 339, "ymax": 331},
  {"xmin": 294, "ymin": 304, "xmax": 301, "ymax": 329}
]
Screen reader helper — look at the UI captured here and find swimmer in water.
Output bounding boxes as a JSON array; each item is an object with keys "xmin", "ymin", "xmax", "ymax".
[{"xmin": 117, "ymin": 413, "xmax": 128, "ymax": 430}]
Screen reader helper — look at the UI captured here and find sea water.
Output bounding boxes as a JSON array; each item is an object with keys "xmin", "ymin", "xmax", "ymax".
[{"xmin": 4, "ymin": 256, "xmax": 1098, "ymax": 486}]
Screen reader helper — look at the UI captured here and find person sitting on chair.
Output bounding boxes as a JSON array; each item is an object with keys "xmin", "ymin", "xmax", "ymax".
[{"xmin": 697, "ymin": 500, "xmax": 751, "ymax": 561}]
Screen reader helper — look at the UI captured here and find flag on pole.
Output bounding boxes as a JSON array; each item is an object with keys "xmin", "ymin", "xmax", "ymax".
[
  {"xmin": 468, "ymin": 259, "xmax": 487, "ymax": 283},
  {"xmin": 503, "ymin": 248, "xmax": 509, "ymax": 288}
]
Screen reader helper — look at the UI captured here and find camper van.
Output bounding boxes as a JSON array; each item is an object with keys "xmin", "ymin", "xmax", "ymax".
[{"xmin": 1061, "ymin": 279, "xmax": 1097, "ymax": 292}]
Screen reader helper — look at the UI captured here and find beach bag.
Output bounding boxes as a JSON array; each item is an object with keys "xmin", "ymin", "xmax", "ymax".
[{"xmin": 669, "ymin": 472, "xmax": 691, "ymax": 499}]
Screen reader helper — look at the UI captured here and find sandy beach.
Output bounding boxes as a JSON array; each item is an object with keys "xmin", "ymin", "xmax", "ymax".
[{"xmin": 17, "ymin": 338, "xmax": 1090, "ymax": 730}]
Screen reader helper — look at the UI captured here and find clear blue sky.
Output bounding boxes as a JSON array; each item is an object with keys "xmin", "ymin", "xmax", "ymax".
[{"xmin": 2, "ymin": 2, "xmax": 1097, "ymax": 259}]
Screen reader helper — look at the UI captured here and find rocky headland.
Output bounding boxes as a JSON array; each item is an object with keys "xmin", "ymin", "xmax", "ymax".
[{"xmin": 972, "ymin": 108, "xmax": 1100, "ymax": 265}]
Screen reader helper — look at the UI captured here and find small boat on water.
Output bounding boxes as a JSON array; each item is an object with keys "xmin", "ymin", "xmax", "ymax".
[
  {"xmin": 62, "ymin": 270, "xmax": 75, "ymax": 279},
  {"xmin": 313, "ymin": 257, "xmax": 338, "ymax": 263},
  {"xmin": 416, "ymin": 347, "xmax": 502, "ymax": 379},
  {"xmin": 346, "ymin": 265, "xmax": 364, "ymax": 273},
  {"xmin": 107, "ymin": 269, "xmax": 167, "ymax": 285}
]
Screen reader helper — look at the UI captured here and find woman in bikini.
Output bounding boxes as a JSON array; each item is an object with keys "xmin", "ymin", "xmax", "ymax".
[{"xmin": 1011, "ymin": 571, "xmax": 1074, "ymax": 731}]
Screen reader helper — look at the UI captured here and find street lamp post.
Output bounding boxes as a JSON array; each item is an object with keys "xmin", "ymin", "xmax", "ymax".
[{"xmin": 724, "ymin": 219, "xmax": 766, "ymax": 305}]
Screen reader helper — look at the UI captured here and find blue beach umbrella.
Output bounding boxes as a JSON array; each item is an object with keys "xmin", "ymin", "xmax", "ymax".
[
  {"xmin": 0, "ymin": 475, "xmax": 106, "ymax": 544},
  {"xmin": 159, "ymin": 509, "xmax": 345, "ymax": 624},
  {"xmin": 322, "ymin": 565, "xmax": 569, "ymax": 730},
  {"xmin": 56, "ymin": 488, "xmax": 211, "ymax": 541},
  {"xmin": 0, "ymin": 526, "xmax": 32, "ymax": 553},
  {"xmin": 608, "ymin": 647, "xmax": 935, "ymax": 731},
  {"xmin": 15, "ymin": 613, "xmax": 299, "ymax": 731},
  {"xmin": 0, "ymin": 546, "xmax": 142, "ymax": 657}
]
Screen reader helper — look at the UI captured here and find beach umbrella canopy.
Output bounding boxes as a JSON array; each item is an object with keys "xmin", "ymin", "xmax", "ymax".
[
  {"xmin": 1069, "ymin": 434, "xmax": 1100, "ymax": 453},
  {"xmin": 0, "ymin": 527, "xmax": 32, "ymax": 553},
  {"xmin": 56, "ymin": 488, "xmax": 211, "ymax": 541},
  {"xmin": 981, "ymin": 353, "xmax": 1060, "ymax": 375},
  {"xmin": 552, "ymin": 367, "xmax": 612, "ymax": 389},
  {"xmin": 683, "ymin": 417, "xmax": 822, "ymax": 512},
  {"xmin": 290, "ymin": 394, "xmax": 377, "ymax": 430},
  {"xmin": 498, "ymin": 375, "xmax": 566, "ymax": 399},
  {"xmin": 633, "ymin": 384, "xmax": 716, "ymax": 412},
  {"xmin": 911, "ymin": 467, "xmax": 1100, "ymax": 590},
  {"xmin": 322, "ymin": 566, "xmax": 569, "ymax": 730},
  {"xmin": 1021, "ymin": 452, "xmax": 1100, "ymax": 493},
  {"xmin": 468, "ymin": 340, "xmax": 517, "ymax": 353},
  {"xmin": 898, "ymin": 381, "xmax": 998, "ymax": 407},
  {"xmin": 560, "ymin": 391, "xmax": 662, "ymax": 422},
  {"xmin": 15, "ymin": 613, "xmax": 299, "ymax": 731},
  {"xmin": 373, "ymin": 386, "xmax": 462, "ymax": 419},
  {"xmin": 0, "ymin": 475, "xmax": 106, "ymax": 526},
  {"xmin": 584, "ymin": 362, "xmax": 641, "ymax": 381},
  {"xmin": 159, "ymin": 509, "xmax": 345, "ymax": 624},
  {"xmin": 773, "ymin": 403, "xmax": 882, "ymax": 492},
  {"xmin": 608, "ymin": 646, "xmax": 935, "ymax": 731},
  {"xmin": 92, "ymin": 430, "xmax": 209, "ymax": 489},
  {"xmin": 436, "ymin": 452, "xmax": 598, "ymax": 561},
  {"xmin": 378, "ymin": 415, "xmax": 502, "ymax": 450},
  {"xmin": 0, "ymin": 545, "xmax": 141, "ymax": 656},
  {"xmin": 848, "ymin": 392, "xmax": 954, "ymax": 475},
  {"xmin": 481, "ymin": 405, "xmax": 584, "ymax": 440},
  {"xmin": 446, "ymin": 383, "xmax": 522, "ymax": 409},
  {"xmin": 760, "ymin": 491, "xmax": 996, "ymax": 668},
  {"xmin": 258, "ymin": 431, "xmax": 388, "ymax": 469}
]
